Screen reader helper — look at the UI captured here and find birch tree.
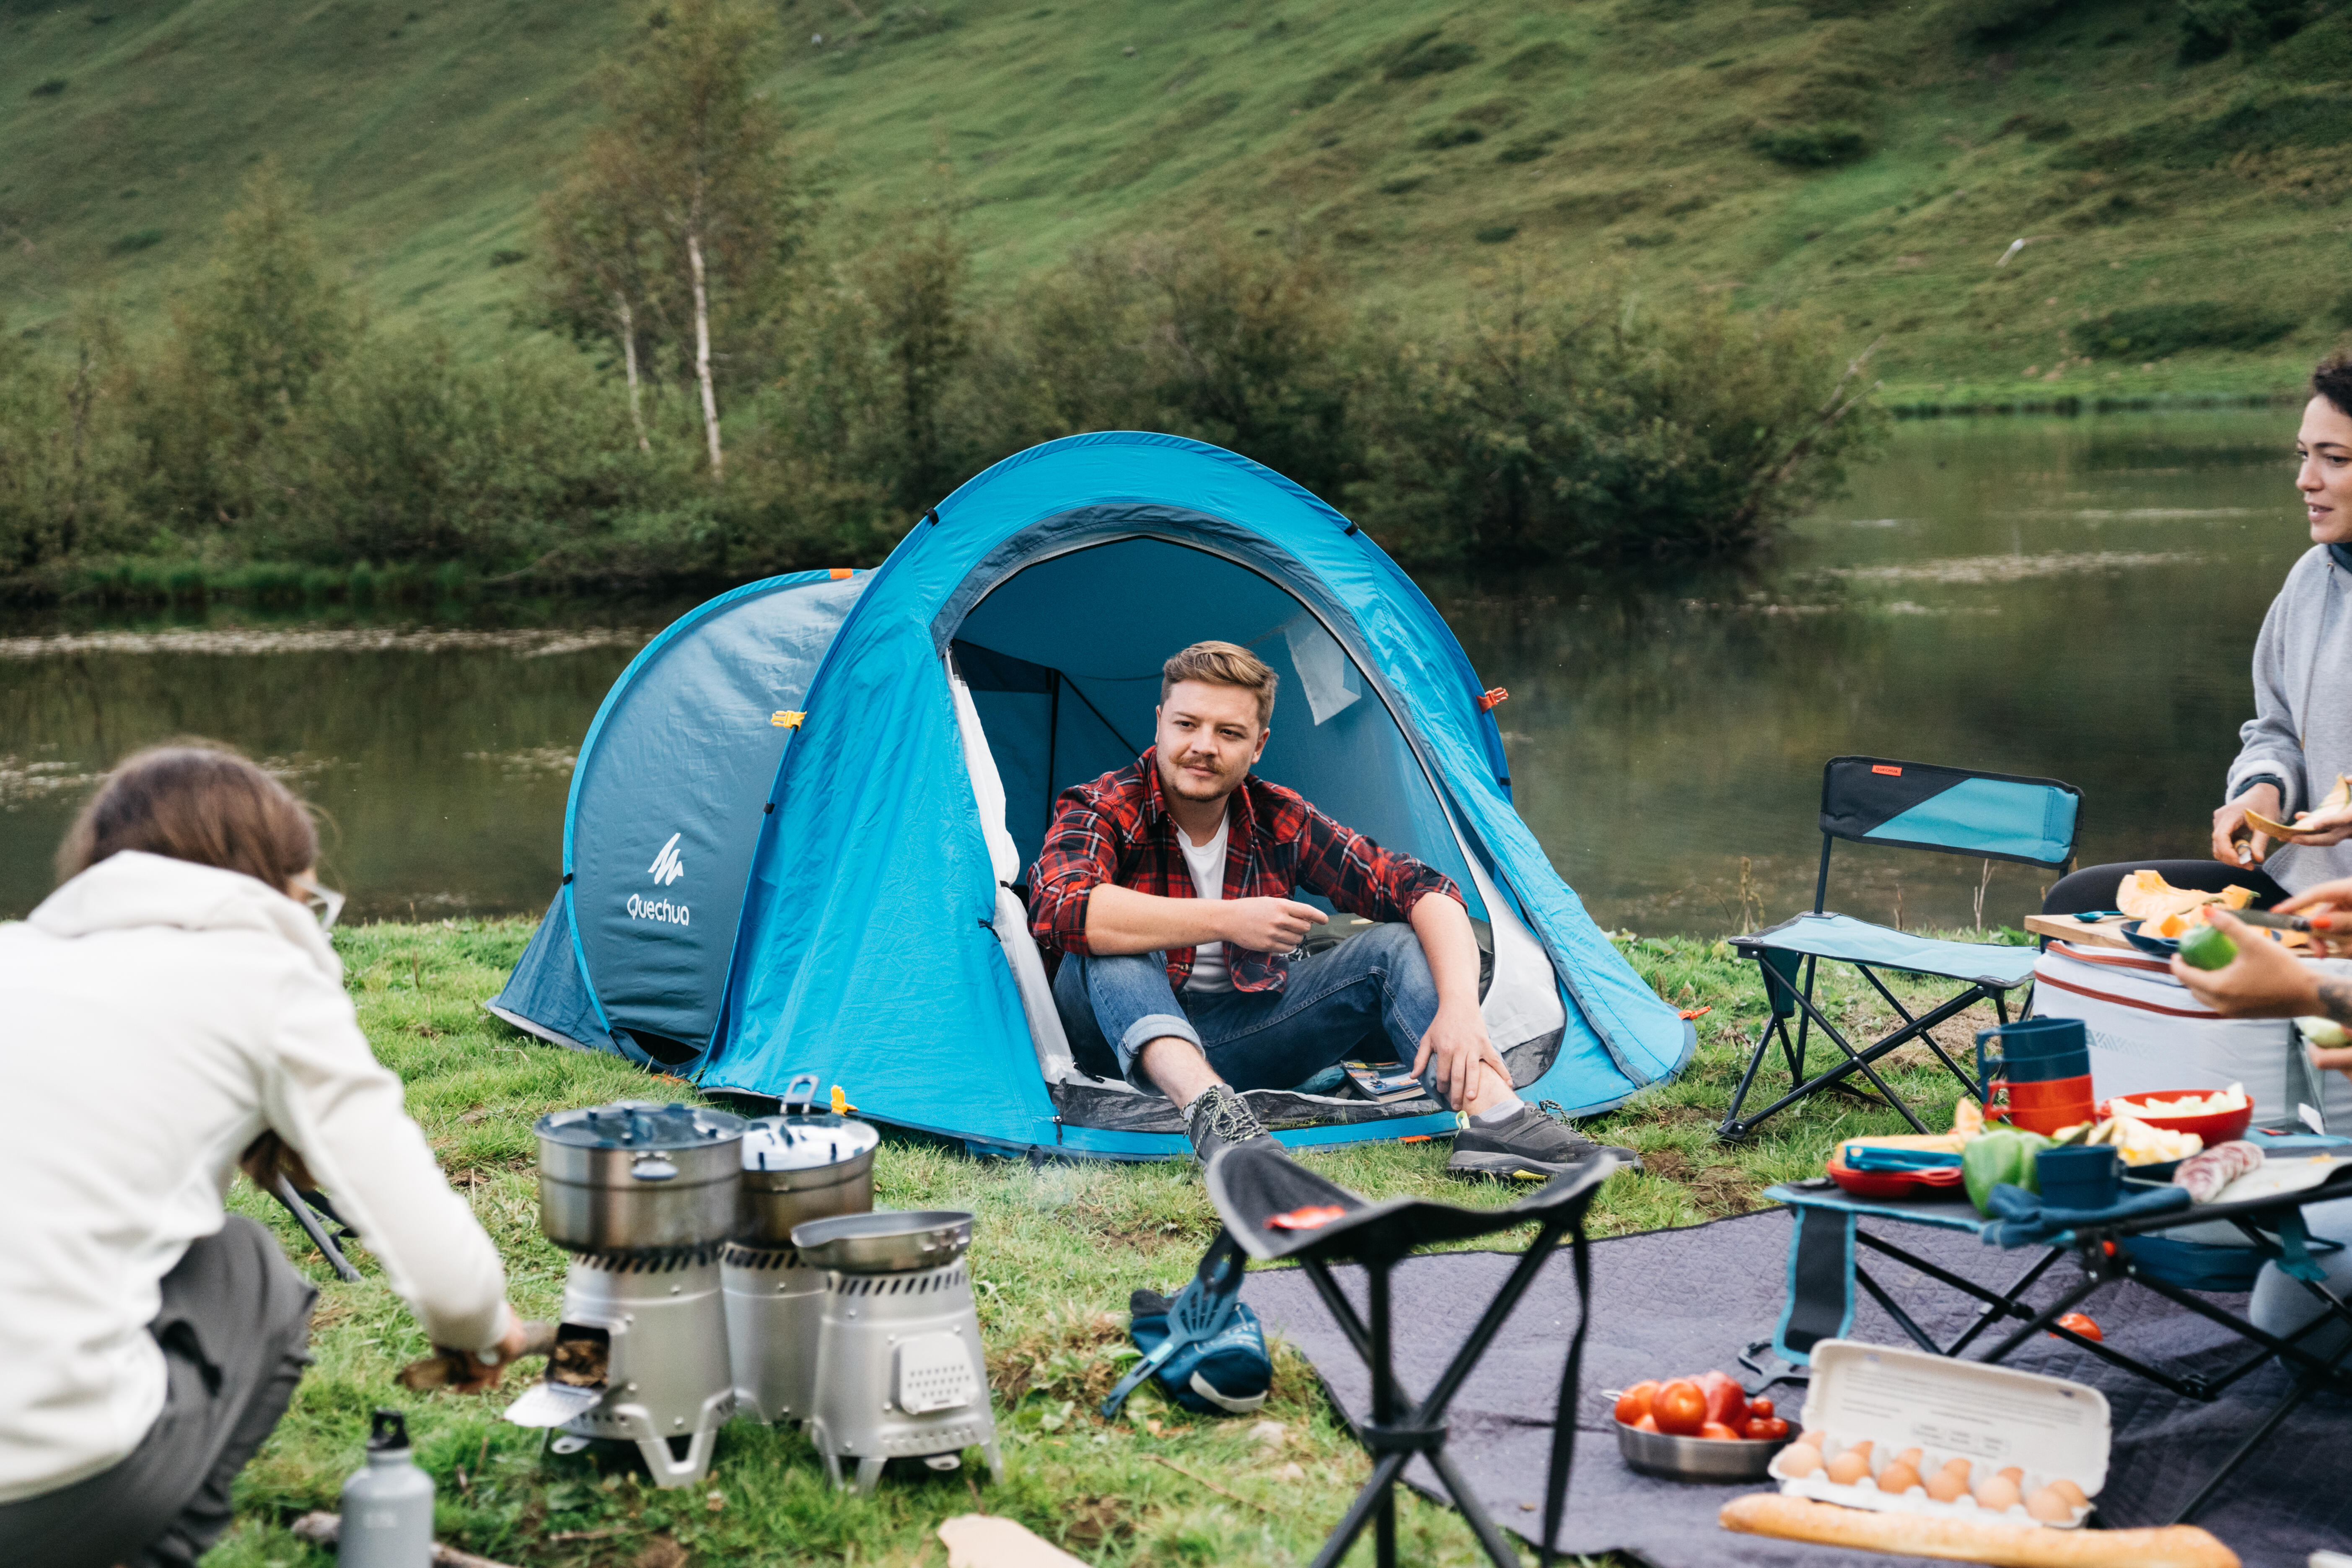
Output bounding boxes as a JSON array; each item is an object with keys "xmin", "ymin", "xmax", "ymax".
[{"xmin": 537, "ymin": 0, "xmax": 803, "ymax": 481}]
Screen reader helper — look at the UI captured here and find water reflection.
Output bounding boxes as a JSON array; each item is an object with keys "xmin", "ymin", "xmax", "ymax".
[
  {"xmin": 0, "ymin": 407, "xmax": 2311, "ymax": 933},
  {"xmin": 1445, "ymin": 407, "xmax": 2308, "ymax": 935}
]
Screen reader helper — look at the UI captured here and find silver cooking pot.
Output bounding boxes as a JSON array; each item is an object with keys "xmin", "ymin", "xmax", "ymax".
[
  {"xmin": 535, "ymin": 1100, "xmax": 746, "ymax": 1254},
  {"xmin": 735, "ymin": 1111, "xmax": 880, "ymax": 1247},
  {"xmin": 790, "ymin": 1210, "xmax": 973, "ymax": 1274}
]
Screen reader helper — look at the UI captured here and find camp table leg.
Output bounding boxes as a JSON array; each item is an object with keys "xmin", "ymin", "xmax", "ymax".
[
  {"xmin": 2122, "ymin": 1259, "xmax": 2352, "ymax": 1390},
  {"xmin": 1943, "ymin": 1248, "xmax": 2065, "ymax": 1357},
  {"xmin": 1852, "ymin": 1264, "xmax": 1947, "ymax": 1357},
  {"xmin": 1855, "ymin": 1227, "xmax": 2054, "ymax": 1343},
  {"xmin": 2167, "ymin": 1324, "xmax": 2352, "ymax": 1525}
]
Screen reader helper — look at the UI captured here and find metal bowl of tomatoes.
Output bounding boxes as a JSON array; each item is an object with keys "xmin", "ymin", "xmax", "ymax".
[{"xmin": 1609, "ymin": 1373, "xmax": 1793, "ymax": 1482}]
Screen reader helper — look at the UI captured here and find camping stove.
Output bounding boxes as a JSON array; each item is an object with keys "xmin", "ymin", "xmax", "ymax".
[
  {"xmin": 724, "ymin": 1107, "xmax": 879, "ymax": 1425},
  {"xmin": 547, "ymin": 1248, "xmax": 736, "ymax": 1487},
  {"xmin": 505, "ymin": 1102, "xmax": 746, "ymax": 1489},
  {"xmin": 794, "ymin": 1210, "xmax": 1001, "ymax": 1494}
]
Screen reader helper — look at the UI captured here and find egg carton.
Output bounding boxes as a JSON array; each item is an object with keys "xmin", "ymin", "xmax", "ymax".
[{"xmin": 1776, "ymin": 1340, "xmax": 2109, "ymax": 1532}]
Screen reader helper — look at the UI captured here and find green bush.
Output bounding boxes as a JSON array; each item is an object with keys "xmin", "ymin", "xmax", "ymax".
[
  {"xmin": 1349, "ymin": 279, "xmax": 1886, "ymax": 565},
  {"xmin": 2072, "ymin": 301, "xmax": 2298, "ymax": 358},
  {"xmin": 1751, "ymin": 123, "xmax": 1871, "ymax": 166}
]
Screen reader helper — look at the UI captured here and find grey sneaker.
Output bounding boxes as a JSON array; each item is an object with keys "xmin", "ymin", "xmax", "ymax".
[
  {"xmin": 1447, "ymin": 1105, "xmax": 1640, "ymax": 1181},
  {"xmin": 1185, "ymin": 1083, "xmax": 1274, "ymax": 1165}
]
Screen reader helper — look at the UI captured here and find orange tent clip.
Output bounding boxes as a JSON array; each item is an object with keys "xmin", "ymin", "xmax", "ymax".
[
  {"xmin": 829, "ymin": 568, "xmax": 853, "ymax": 580},
  {"xmin": 1477, "ymin": 687, "xmax": 1509, "ymax": 712}
]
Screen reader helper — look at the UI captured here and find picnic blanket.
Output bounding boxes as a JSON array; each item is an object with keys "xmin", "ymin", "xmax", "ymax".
[{"xmin": 1241, "ymin": 1205, "xmax": 2351, "ymax": 1568}]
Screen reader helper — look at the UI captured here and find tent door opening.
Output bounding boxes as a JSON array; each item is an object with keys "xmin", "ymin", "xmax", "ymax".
[{"xmin": 942, "ymin": 536, "xmax": 1564, "ymax": 1127}]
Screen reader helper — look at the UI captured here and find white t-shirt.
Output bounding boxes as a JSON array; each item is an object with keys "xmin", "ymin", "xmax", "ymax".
[{"xmin": 1177, "ymin": 812, "xmax": 1233, "ymax": 994}]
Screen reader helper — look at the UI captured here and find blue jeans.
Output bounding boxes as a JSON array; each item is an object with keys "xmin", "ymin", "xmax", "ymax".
[{"xmin": 1052, "ymin": 923, "xmax": 1454, "ymax": 1103}]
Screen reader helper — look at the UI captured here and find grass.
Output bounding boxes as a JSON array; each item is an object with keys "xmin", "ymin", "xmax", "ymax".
[
  {"xmin": 1, "ymin": 0, "xmax": 2349, "ymax": 409},
  {"xmin": 193, "ymin": 916, "xmax": 2023, "ymax": 1565}
]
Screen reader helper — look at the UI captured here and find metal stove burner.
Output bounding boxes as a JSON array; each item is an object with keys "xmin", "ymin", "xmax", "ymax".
[
  {"xmin": 798, "ymin": 1214, "xmax": 1000, "ymax": 1494},
  {"xmin": 721, "ymin": 1242, "xmax": 827, "ymax": 1425},
  {"xmin": 531, "ymin": 1247, "xmax": 736, "ymax": 1488}
]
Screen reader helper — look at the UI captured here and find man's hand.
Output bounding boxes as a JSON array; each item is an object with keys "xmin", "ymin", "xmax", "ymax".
[
  {"xmin": 2213, "ymin": 783, "xmax": 2284, "ymax": 866},
  {"xmin": 442, "ymin": 1305, "xmax": 535, "ymax": 1394},
  {"xmin": 2169, "ymin": 910, "xmax": 2323, "ymax": 1019},
  {"xmin": 1411, "ymin": 1000, "xmax": 1510, "ymax": 1111},
  {"xmin": 1219, "ymin": 897, "xmax": 1329, "ymax": 954}
]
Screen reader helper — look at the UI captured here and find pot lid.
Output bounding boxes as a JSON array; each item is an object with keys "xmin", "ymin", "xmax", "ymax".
[
  {"xmin": 742, "ymin": 1114, "xmax": 880, "ymax": 1171},
  {"xmin": 536, "ymin": 1100, "xmax": 745, "ymax": 1151}
]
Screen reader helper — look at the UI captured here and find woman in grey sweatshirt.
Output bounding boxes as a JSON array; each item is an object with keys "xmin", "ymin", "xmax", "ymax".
[
  {"xmin": 2043, "ymin": 355, "xmax": 2352, "ymax": 911},
  {"xmin": 2211, "ymin": 354, "xmax": 2352, "ymax": 894}
]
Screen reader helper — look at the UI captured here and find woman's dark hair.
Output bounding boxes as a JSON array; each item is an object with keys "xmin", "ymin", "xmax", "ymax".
[
  {"xmin": 57, "ymin": 741, "xmax": 318, "ymax": 890},
  {"xmin": 2315, "ymin": 352, "xmax": 2352, "ymax": 420}
]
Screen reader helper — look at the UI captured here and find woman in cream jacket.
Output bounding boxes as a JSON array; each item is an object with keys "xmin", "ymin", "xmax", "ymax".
[{"xmin": 0, "ymin": 744, "xmax": 528, "ymax": 1567}]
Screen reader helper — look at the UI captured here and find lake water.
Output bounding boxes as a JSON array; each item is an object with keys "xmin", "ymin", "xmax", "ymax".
[{"xmin": 0, "ymin": 407, "xmax": 2313, "ymax": 932}]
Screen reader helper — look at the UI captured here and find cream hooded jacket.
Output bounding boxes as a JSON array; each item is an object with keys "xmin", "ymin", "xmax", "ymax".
[{"xmin": 0, "ymin": 852, "xmax": 508, "ymax": 1503}]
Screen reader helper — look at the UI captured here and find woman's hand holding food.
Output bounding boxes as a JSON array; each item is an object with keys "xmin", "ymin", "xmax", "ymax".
[
  {"xmin": 440, "ymin": 1304, "xmax": 536, "ymax": 1393},
  {"xmin": 2168, "ymin": 909, "xmax": 2322, "ymax": 1018},
  {"xmin": 2276, "ymin": 876, "xmax": 2352, "ymax": 958},
  {"xmin": 2213, "ymin": 783, "xmax": 2284, "ymax": 865}
]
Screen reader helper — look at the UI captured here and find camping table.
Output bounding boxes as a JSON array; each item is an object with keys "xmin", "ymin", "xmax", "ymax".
[{"xmin": 1763, "ymin": 1162, "xmax": 2352, "ymax": 1524}]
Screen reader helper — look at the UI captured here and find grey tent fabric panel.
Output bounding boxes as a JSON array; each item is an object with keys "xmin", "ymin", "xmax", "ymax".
[
  {"xmin": 570, "ymin": 573, "xmax": 866, "ymax": 1055},
  {"xmin": 486, "ymin": 891, "xmax": 614, "ymax": 1053}
]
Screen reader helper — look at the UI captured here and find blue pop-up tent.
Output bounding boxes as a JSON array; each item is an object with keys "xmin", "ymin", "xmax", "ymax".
[{"xmin": 490, "ymin": 432, "xmax": 1693, "ymax": 1157}]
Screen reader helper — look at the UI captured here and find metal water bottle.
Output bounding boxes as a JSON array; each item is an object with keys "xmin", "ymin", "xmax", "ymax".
[{"xmin": 340, "ymin": 1408, "xmax": 435, "ymax": 1568}]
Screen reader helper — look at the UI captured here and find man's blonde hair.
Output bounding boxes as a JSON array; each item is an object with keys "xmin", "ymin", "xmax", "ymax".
[{"xmin": 1161, "ymin": 640, "xmax": 1278, "ymax": 727}]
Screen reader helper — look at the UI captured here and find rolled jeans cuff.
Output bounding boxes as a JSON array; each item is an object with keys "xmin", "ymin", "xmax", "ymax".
[{"xmin": 1118, "ymin": 1012, "xmax": 1201, "ymax": 1084}]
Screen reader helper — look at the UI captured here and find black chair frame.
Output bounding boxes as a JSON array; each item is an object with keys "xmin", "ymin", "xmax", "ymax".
[{"xmin": 1204, "ymin": 1143, "xmax": 1616, "ymax": 1568}]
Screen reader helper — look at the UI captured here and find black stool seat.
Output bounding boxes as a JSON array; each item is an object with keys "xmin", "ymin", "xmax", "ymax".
[{"xmin": 1206, "ymin": 1143, "xmax": 1617, "ymax": 1568}]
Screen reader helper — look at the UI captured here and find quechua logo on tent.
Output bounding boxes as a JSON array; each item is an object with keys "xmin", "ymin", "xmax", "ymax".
[
  {"xmin": 629, "ymin": 832, "xmax": 691, "ymax": 926},
  {"xmin": 648, "ymin": 832, "xmax": 686, "ymax": 886}
]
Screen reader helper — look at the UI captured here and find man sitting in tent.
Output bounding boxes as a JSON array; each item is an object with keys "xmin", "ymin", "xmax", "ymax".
[{"xmin": 1029, "ymin": 640, "xmax": 1634, "ymax": 1175}]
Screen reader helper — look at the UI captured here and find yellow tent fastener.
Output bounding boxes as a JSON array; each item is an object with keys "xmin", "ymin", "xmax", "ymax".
[
  {"xmin": 831, "ymin": 1085, "xmax": 856, "ymax": 1114},
  {"xmin": 771, "ymin": 711, "xmax": 805, "ymax": 728}
]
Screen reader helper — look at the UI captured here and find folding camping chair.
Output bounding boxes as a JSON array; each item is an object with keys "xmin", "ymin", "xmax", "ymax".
[
  {"xmin": 1718, "ymin": 756, "xmax": 2081, "ymax": 1140},
  {"xmin": 1202, "ymin": 1141, "xmax": 1616, "ymax": 1568}
]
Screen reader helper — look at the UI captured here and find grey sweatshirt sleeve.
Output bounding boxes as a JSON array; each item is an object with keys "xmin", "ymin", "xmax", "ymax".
[{"xmin": 2229, "ymin": 568, "xmax": 2313, "ymax": 817}]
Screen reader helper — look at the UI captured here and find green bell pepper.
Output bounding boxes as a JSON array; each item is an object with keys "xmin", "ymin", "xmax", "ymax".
[{"xmin": 1962, "ymin": 1127, "xmax": 2053, "ymax": 1214}]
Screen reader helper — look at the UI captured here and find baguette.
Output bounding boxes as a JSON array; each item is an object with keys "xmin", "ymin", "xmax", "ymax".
[{"xmin": 1720, "ymin": 1494, "xmax": 2239, "ymax": 1568}]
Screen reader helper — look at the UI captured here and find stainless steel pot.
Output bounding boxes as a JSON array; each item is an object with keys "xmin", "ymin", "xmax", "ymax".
[
  {"xmin": 790, "ymin": 1210, "xmax": 973, "ymax": 1274},
  {"xmin": 535, "ymin": 1101, "xmax": 746, "ymax": 1254},
  {"xmin": 735, "ymin": 1114, "xmax": 880, "ymax": 1246},
  {"xmin": 1612, "ymin": 1416, "xmax": 1790, "ymax": 1481}
]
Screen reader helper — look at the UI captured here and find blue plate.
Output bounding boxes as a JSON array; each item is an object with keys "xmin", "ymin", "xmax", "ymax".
[{"xmin": 2120, "ymin": 919, "xmax": 2181, "ymax": 958}]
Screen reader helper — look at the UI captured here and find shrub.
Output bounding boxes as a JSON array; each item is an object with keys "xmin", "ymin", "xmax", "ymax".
[
  {"xmin": 1751, "ymin": 124, "xmax": 1871, "ymax": 166},
  {"xmin": 2072, "ymin": 302, "xmax": 2298, "ymax": 358},
  {"xmin": 1350, "ymin": 279, "xmax": 1886, "ymax": 566}
]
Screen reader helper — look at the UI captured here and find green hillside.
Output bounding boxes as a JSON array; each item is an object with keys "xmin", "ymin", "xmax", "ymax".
[{"xmin": 4, "ymin": 0, "xmax": 2350, "ymax": 405}]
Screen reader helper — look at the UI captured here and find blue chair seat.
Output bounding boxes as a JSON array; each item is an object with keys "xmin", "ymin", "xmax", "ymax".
[{"xmin": 1740, "ymin": 913, "xmax": 2041, "ymax": 990}]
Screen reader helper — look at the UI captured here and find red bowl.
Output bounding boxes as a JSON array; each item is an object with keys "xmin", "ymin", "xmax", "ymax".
[
  {"xmin": 1826, "ymin": 1152, "xmax": 1966, "ymax": 1200},
  {"xmin": 2103, "ymin": 1090, "xmax": 2253, "ymax": 1148}
]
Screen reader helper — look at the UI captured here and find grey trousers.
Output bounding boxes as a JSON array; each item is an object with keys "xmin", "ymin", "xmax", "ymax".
[{"xmin": 0, "ymin": 1216, "xmax": 317, "ymax": 1568}]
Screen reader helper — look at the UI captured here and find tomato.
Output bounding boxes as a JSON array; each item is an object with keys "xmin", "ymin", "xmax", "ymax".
[
  {"xmin": 1744, "ymin": 1416, "xmax": 1791, "ymax": 1441},
  {"xmin": 1632, "ymin": 1414, "xmax": 1660, "ymax": 1433},
  {"xmin": 1748, "ymin": 1397, "xmax": 1775, "ymax": 1421},
  {"xmin": 1614, "ymin": 1379, "xmax": 1659, "ymax": 1426},
  {"xmin": 1699, "ymin": 1421, "xmax": 1743, "ymax": 1441},
  {"xmin": 1698, "ymin": 1370, "xmax": 1749, "ymax": 1431},
  {"xmin": 1653, "ymin": 1379, "xmax": 1708, "ymax": 1436},
  {"xmin": 2052, "ymin": 1311, "xmax": 2103, "ymax": 1343}
]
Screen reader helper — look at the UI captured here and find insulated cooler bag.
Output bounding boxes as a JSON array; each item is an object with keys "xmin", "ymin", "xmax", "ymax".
[{"xmin": 2026, "ymin": 940, "xmax": 2350, "ymax": 1131}]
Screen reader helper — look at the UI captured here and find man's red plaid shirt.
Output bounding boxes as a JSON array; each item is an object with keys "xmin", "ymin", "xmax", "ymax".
[{"xmin": 1026, "ymin": 746, "xmax": 1463, "ymax": 993}]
